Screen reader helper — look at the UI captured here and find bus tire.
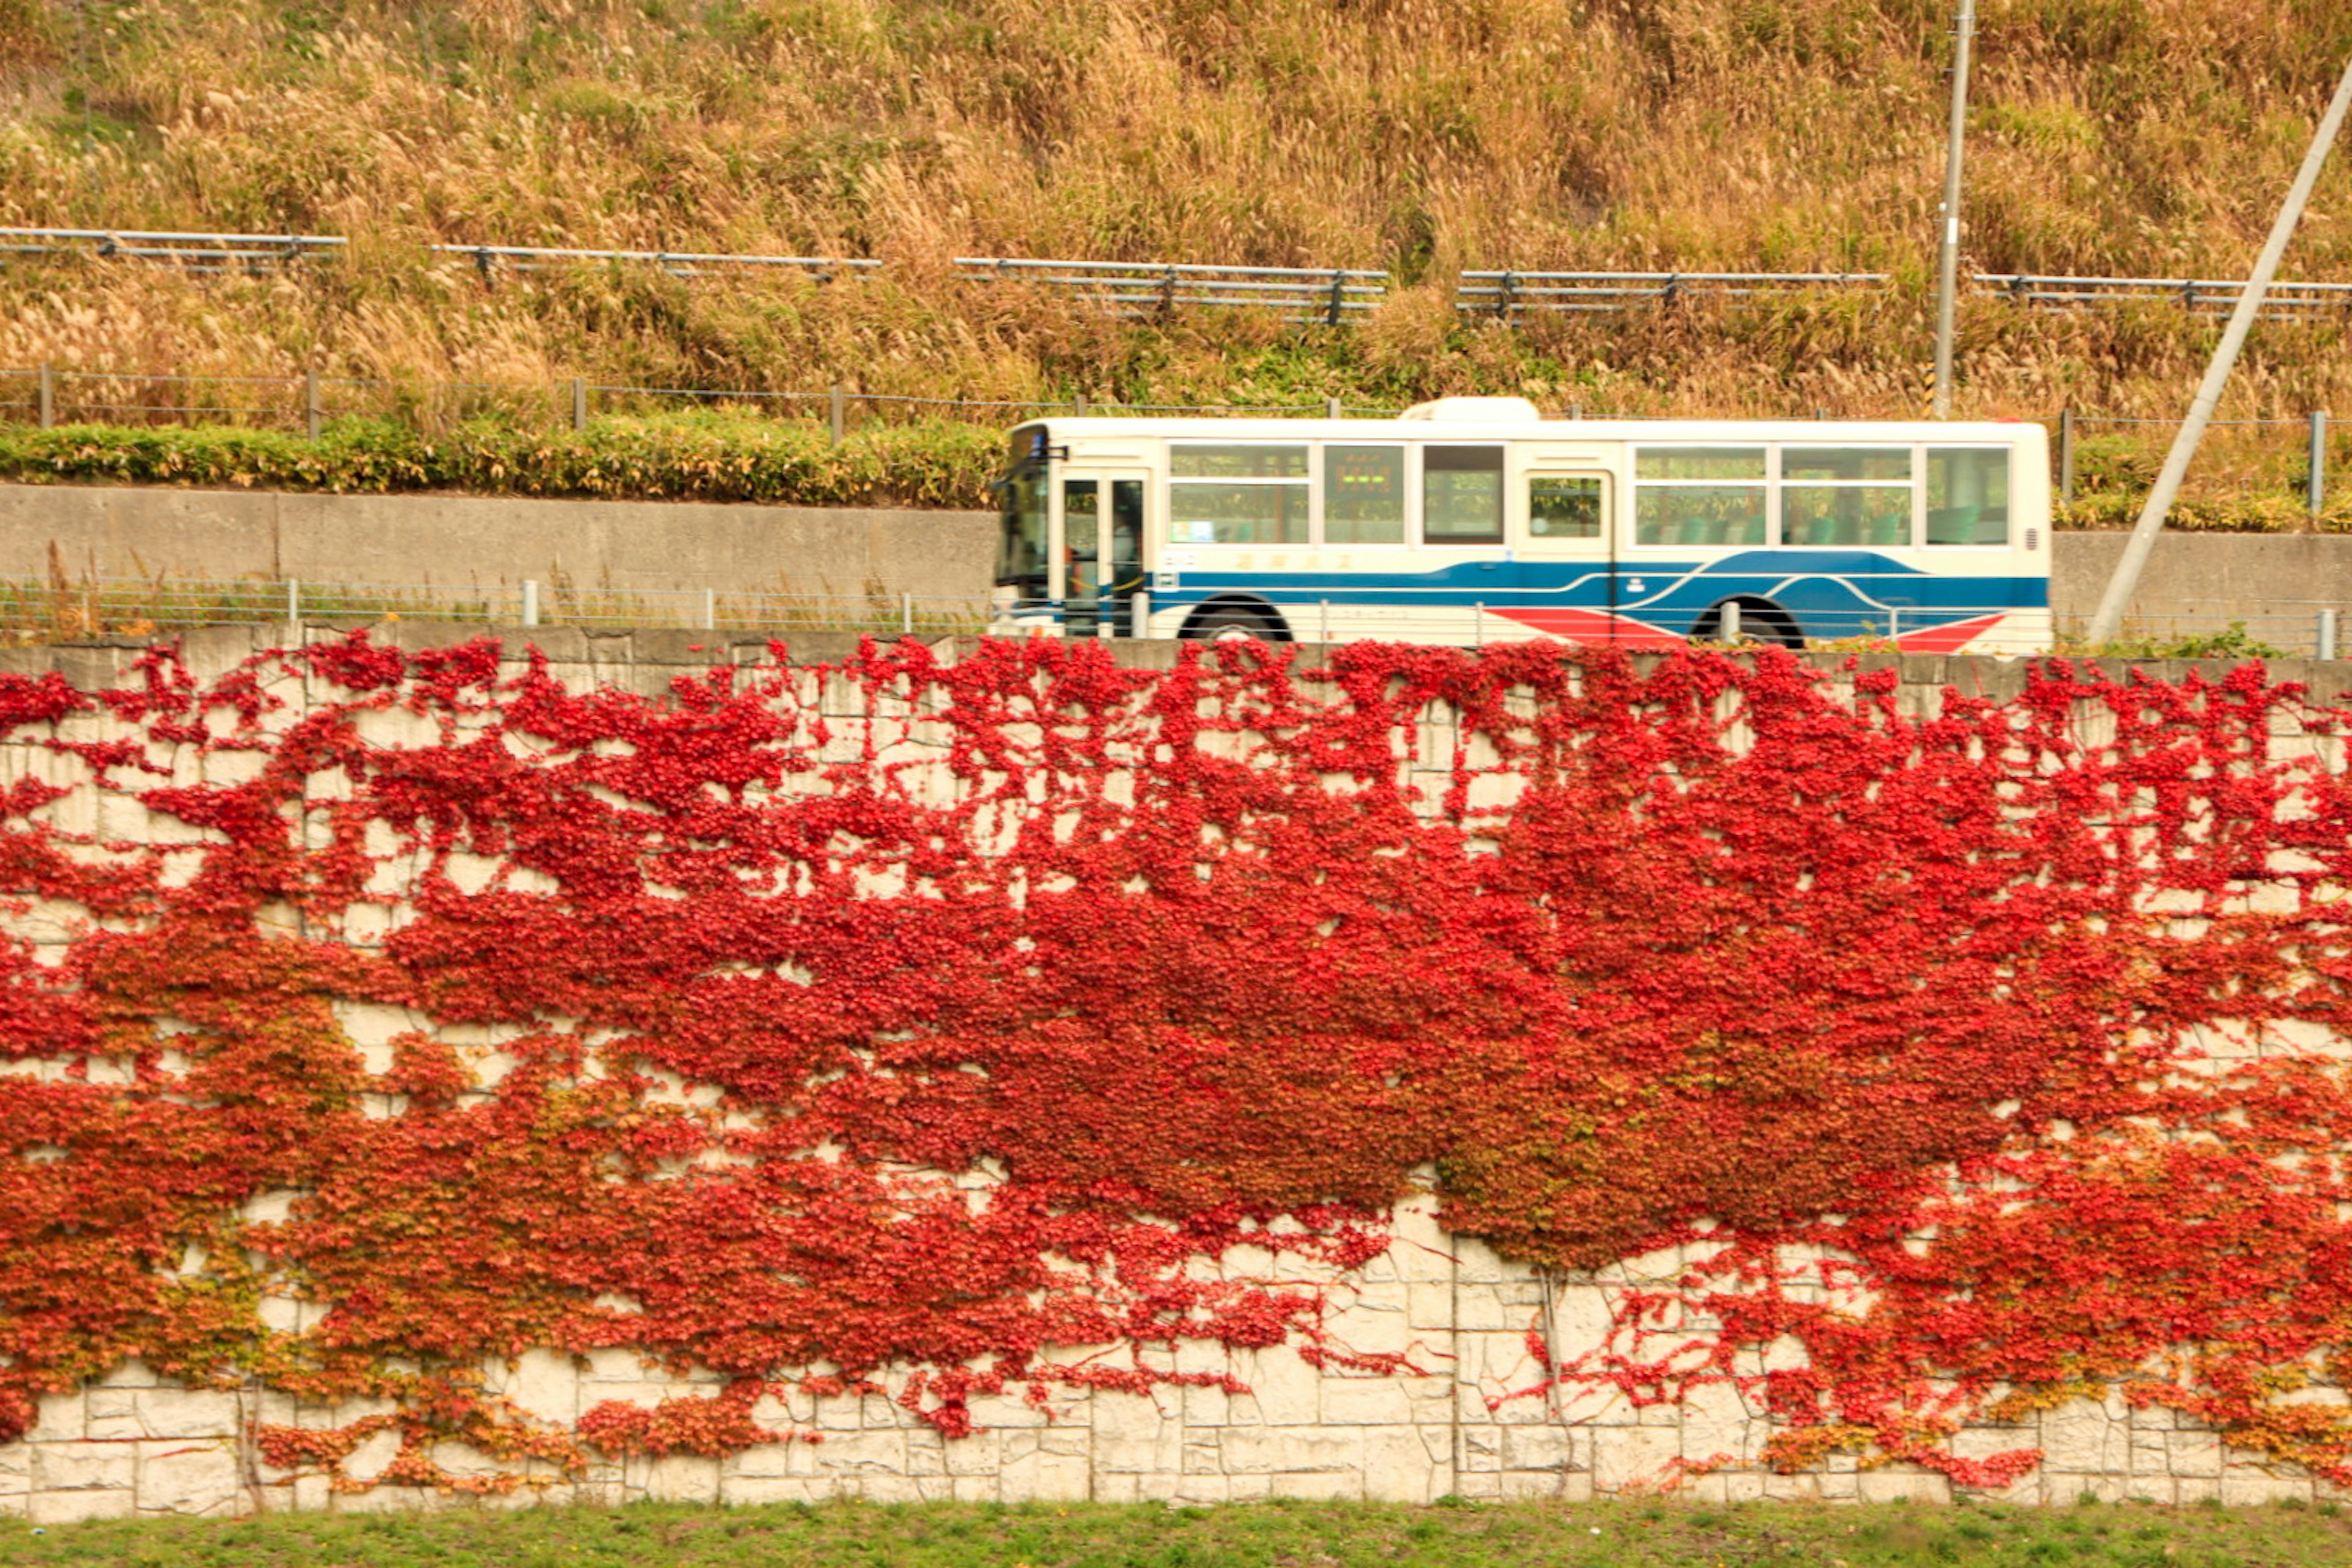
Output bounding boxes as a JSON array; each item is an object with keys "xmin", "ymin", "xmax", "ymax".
[
  {"xmin": 1693, "ymin": 598, "xmax": 1803, "ymax": 650},
  {"xmin": 1183, "ymin": 603, "xmax": 1291, "ymax": 643}
]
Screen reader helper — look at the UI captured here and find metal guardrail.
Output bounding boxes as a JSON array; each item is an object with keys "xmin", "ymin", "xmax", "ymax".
[
  {"xmin": 16, "ymin": 224, "xmax": 2352, "ymax": 328},
  {"xmin": 1978, "ymin": 274, "xmax": 2352, "ymax": 317},
  {"xmin": 956, "ymin": 257, "xmax": 1388, "ymax": 325},
  {"xmin": 0, "ymin": 227, "xmax": 344, "ymax": 272},
  {"xmin": 1455, "ymin": 271, "xmax": 1888, "ymax": 319},
  {"xmin": 431, "ymin": 244, "xmax": 881, "ymax": 284}
]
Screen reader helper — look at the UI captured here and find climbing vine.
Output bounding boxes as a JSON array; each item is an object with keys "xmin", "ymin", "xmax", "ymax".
[{"xmin": 2, "ymin": 634, "xmax": 2351, "ymax": 1492}]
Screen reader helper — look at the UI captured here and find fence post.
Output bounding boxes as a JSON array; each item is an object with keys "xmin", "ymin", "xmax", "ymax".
[
  {"xmin": 702, "ymin": 588, "xmax": 716, "ymax": 631},
  {"xmin": 1325, "ymin": 397, "xmax": 1343, "ymax": 420},
  {"xmin": 901, "ymin": 591, "xmax": 913, "ymax": 635},
  {"xmin": 521, "ymin": 579, "xmax": 540, "ymax": 628},
  {"xmin": 2059, "ymin": 408, "xmax": 2077, "ymax": 505},
  {"xmin": 37, "ymin": 363, "xmax": 53, "ymax": 429},
  {"xmin": 1721, "ymin": 601, "xmax": 1743, "ymax": 643},
  {"xmin": 571, "ymin": 377, "xmax": 587, "ymax": 433},
  {"xmin": 304, "ymin": 369, "xmax": 321, "ymax": 440},
  {"xmin": 285, "ymin": 578, "xmax": 300, "ymax": 627},
  {"xmin": 2320, "ymin": 607, "xmax": 2339, "ymax": 662},
  {"xmin": 1130, "ymin": 589, "xmax": 1150, "ymax": 639},
  {"xmin": 2313, "ymin": 410, "xmax": 2329, "ymax": 518},
  {"xmin": 1326, "ymin": 271, "xmax": 1346, "ymax": 328},
  {"xmin": 1474, "ymin": 603, "xmax": 1484, "ymax": 648},
  {"xmin": 828, "ymin": 384, "xmax": 845, "ymax": 447},
  {"xmin": 1073, "ymin": 391, "xmax": 1088, "ymax": 416}
]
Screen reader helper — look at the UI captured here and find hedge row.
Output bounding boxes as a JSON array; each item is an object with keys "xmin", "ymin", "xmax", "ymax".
[{"xmin": 0, "ymin": 417, "xmax": 1005, "ymax": 510}]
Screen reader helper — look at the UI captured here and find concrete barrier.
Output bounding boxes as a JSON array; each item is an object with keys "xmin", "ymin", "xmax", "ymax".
[
  {"xmin": 0, "ymin": 484, "xmax": 997, "ymax": 603},
  {"xmin": 3, "ymin": 481, "xmax": 2351, "ymax": 639}
]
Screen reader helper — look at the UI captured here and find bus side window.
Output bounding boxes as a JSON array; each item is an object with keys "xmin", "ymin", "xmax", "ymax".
[
  {"xmin": 1325, "ymin": 446, "xmax": 1405, "ymax": 543},
  {"xmin": 1926, "ymin": 449, "xmax": 2010, "ymax": 546},
  {"xmin": 1064, "ymin": 480, "xmax": 1100, "ymax": 597},
  {"xmin": 1424, "ymin": 447, "xmax": 1506, "ymax": 543},
  {"xmin": 1528, "ymin": 476, "xmax": 1603, "ymax": 539},
  {"xmin": 1110, "ymin": 479, "xmax": 1144, "ymax": 589}
]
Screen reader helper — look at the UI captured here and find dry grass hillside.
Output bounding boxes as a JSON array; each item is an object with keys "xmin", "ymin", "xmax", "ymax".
[{"xmin": 2, "ymin": 1, "xmax": 2351, "ymax": 515}]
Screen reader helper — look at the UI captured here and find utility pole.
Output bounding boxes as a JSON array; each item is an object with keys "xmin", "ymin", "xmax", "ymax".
[
  {"xmin": 1931, "ymin": 0, "xmax": 1978, "ymax": 420},
  {"xmin": 2086, "ymin": 51, "xmax": 2352, "ymax": 644}
]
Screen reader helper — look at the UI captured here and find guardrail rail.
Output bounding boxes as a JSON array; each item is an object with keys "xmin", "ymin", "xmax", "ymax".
[
  {"xmin": 1455, "ymin": 270, "xmax": 1888, "ymax": 320},
  {"xmin": 956, "ymin": 257, "xmax": 1388, "ymax": 325},
  {"xmin": 0, "ymin": 227, "xmax": 344, "ymax": 273}
]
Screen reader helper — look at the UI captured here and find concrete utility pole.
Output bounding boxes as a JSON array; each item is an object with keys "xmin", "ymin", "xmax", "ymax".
[
  {"xmin": 2086, "ymin": 52, "xmax": 2352, "ymax": 644},
  {"xmin": 1931, "ymin": 0, "xmax": 1978, "ymax": 420}
]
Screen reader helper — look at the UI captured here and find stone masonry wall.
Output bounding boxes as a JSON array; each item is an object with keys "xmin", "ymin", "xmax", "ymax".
[{"xmin": 3, "ymin": 627, "xmax": 2349, "ymax": 1523}]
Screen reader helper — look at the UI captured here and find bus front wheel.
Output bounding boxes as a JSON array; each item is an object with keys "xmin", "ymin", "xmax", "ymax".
[{"xmin": 1185, "ymin": 605, "xmax": 1289, "ymax": 642}]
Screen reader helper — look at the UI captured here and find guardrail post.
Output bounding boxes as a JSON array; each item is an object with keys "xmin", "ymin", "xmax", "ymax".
[
  {"xmin": 1326, "ymin": 271, "xmax": 1346, "ymax": 328},
  {"xmin": 37, "ymin": 363, "xmax": 53, "ymax": 429},
  {"xmin": 304, "ymin": 369, "xmax": 321, "ymax": 440},
  {"xmin": 1131, "ymin": 590, "xmax": 1150, "ymax": 639},
  {"xmin": 703, "ymin": 589, "xmax": 717, "ymax": 631},
  {"xmin": 901, "ymin": 591, "xmax": 913, "ymax": 635},
  {"xmin": 2319, "ymin": 607, "xmax": 2339, "ymax": 662},
  {"xmin": 1325, "ymin": 397, "xmax": 1343, "ymax": 420},
  {"xmin": 571, "ymin": 377, "xmax": 587, "ymax": 433},
  {"xmin": 1073, "ymin": 391, "xmax": 1088, "ymax": 416},
  {"xmin": 2313, "ymin": 410, "xmax": 2329, "ymax": 517},
  {"xmin": 828, "ymin": 383, "xmax": 845, "ymax": 447},
  {"xmin": 1721, "ymin": 601, "xmax": 1742, "ymax": 643},
  {"xmin": 521, "ymin": 579, "xmax": 540, "ymax": 628},
  {"xmin": 1474, "ymin": 603, "xmax": 1484, "ymax": 648},
  {"xmin": 285, "ymin": 578, "xmax": 300, "ymax": 627},
  {"xmin": 2059, "ymin": 408, "xmax": 2077, "ymax": 504}
]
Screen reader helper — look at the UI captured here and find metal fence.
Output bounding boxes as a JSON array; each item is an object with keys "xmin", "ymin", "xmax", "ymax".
[
  {"xmin": 431, "ymin": 244, "xmax": 880, "ymax": 285},
  {"xmin": 15, "ymin": 224, "xmax": 2352, "ymax": 326},
  {"xmin": 1977, "ymin": 274, "xmax": 2352, "ymax": 318},
  {"xmin": 0, "ymin": 577, "xmax": 999, "ymax": 641},
  {"xmin": 0, "ymin": 227, "xmax": 344, "ymax": 272},
  {"xmin": 1455, "ymin": 270, "xmax": 1888, "ymax": 319},
  {"xmin": 954, "ymin": 257, "xmax": 1387, "ymax": 323},
  {"xmin": 7, "ymin": 576, "xmax": 2342, "ymax": 661}
]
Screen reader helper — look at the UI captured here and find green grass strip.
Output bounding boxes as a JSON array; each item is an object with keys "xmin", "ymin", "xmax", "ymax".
[{"xmin": 10, "ymin": 1497, "xmax": 2352, "ymax": 1568}]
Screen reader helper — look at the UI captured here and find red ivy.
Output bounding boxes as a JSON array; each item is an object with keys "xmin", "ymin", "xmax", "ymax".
[{"xmin": 1, "ymin": 634, "xmax": 2351, "ymax": 1490}]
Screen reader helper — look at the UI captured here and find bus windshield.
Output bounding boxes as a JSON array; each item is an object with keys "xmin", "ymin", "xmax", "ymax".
[{"xmin": 996, "ymin": 462, "xmax": 1049, "ymax": 589}]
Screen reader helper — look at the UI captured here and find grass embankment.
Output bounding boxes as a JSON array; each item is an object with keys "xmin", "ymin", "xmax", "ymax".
[
  {"xmin": 11, "ymin": 1498, "xmax": 2352, "ymax": 1568},
  {"xmin": 2, "ymin": 2, "xmax": 2351, "ymax": 515}
]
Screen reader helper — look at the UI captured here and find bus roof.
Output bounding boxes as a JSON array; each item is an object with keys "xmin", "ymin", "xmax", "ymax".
[{"xmin": 1008, "ymin": 415, "xmax": 2045, "ymax": 444}]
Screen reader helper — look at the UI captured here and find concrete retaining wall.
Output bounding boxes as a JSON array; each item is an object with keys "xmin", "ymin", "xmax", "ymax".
[
  {"xmin": 5, "ymin": 482, "xmax": 2352, "ymax": 633},
  {"xmin": 0, "ymin": 484, "xmax": 997, "ymax": 603}
]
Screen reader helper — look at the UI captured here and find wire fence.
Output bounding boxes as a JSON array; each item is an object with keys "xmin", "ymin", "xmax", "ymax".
[
  {"xmin": 7, "ymin": 577, "xmax": 2341, "ymax": 662},
  {"xmin": 0, "ymin": 578, "xmax": 1000, "ymax": 642}
]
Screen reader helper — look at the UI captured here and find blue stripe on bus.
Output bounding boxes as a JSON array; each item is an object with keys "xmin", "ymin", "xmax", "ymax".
[{"xmin": 1159, "ymin": 552, "xmax": 2045, "ymax": 637}]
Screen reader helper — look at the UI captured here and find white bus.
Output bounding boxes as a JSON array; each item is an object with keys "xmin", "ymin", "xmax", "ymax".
[{"xmin": 990, "ymin": 398, "xmax": 2051, "ymax": 652}]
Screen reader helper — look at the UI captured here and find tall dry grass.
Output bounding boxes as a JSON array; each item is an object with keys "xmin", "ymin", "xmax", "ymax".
[{"xmin": 0, "ymin": 0, "xmax": 2350, "ymax": 492}]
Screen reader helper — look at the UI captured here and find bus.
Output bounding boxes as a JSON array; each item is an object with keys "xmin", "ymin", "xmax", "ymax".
[{"xmin": 990, "ymin": 398, "xmax": 2051, "ymax": 652}]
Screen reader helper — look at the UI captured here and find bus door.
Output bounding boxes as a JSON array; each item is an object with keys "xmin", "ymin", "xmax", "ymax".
[
  {"xmin": 1060, "ymin": 471, "xmax": 1147, "ymax": 635},
  {"xmin": 1515, "ymin": 468, "xmax": 1619, "ymax": 643}
]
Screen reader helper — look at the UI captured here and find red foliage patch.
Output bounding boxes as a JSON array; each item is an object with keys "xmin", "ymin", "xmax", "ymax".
[{"xmin": 2, "ymin": 634, "xmax": 2351, "ymax": 1490}]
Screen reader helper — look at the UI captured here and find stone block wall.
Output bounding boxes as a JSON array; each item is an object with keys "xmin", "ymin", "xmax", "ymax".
[{"xmin": 2, "ymin": 627, "xmax": 2350, "ymax": 1521}]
